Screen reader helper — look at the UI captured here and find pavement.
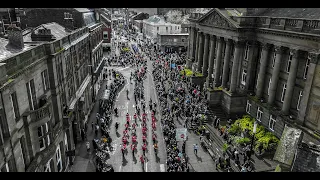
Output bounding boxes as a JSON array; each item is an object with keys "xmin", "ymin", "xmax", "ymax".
[{"xmin": 161, "ymin": 72, "xmax": 217, "ymax": 172}]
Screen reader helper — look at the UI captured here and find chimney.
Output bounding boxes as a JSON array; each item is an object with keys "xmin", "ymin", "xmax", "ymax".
[
  {"xmin": 7, "ymin": 24, "xmax": 24, "ymax": 49},
  {"xmin": 31, "ymin": 27, "xmax": 55, "ymax": 41}
]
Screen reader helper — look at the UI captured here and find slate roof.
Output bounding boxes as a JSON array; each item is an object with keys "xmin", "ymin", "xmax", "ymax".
[
  {"xmin": 23, "ymin": 22, "xmax": 69, "ymax": 42},
  {"xmin": 0, "ymin": 38, "xmax": 33, "ymax": 62},
  {"xmin": 253, "ymin": 8, "xmax": 320, "ymax": 19}
]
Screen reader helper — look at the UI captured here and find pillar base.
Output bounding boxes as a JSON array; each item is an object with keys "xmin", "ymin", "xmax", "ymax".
[
  {"xmin": 189, "ymin": 75, "xmax": 206, "ymax": 90},
  {"xmin": 207, "ymin": 89, "xmax": 247, "ymax": 119}
]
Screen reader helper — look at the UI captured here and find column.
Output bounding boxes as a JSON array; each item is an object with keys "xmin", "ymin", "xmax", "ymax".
[
  {"xmin": 197, "ymin": 32, "xmax": 204, "ymax": 72},
  {"xmin": 194, "ymin": 31, "xmax": 200, "ymax": 64},
  {"xmin": 190, "ymin": 27, "xmax": 196, "ymax": 61},
  {"xmin": 256, "ymin": 43, "xmax": 271, "ymax": 98},
  {"xmin": 230, "ymin": 41, "xmax": 244, "ymax": 93},
  {"xmin": 221, "ymin": 39, "xmax": 232, "ymax": 88},
  {"xmin": 214, "ymin": 37, "xmax": 223, "ymax": 87},
  {"xmin": 268, "ymin": 46, "xmax": 285, "ymax": 105},
  {"xmin": 186, "ymin": 27, "xmax": 193, "ymax": 69},
  {"xmin": 187, "ymin": 27, "xmax": 191, "ymax": 58},
  {"xmin": 206, "ymin": 35, "xmax": 216, "ymax": 87},
  {"xmin": 202, "ymin": 34, "xmax": 210, "ymax": 77},
  {"xmin": 282, "ymin": 49, "xmax": 301, "ymax": 115}
]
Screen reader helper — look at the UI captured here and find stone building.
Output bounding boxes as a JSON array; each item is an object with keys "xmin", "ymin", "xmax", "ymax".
[
  {"xmin": 88, "ymin": 23, "xmax": 104, "ymax": 99},
  {"xmin": 0, "ymin": 20, "xmax": 100, "ymax": 171},
  {"xmin": 143, "ymin": 15, "xmax": 181, "ymax": 44},
  {"xmin": 99, "ymin": 9, "xmax": 112, "ymax": 51},
  {"xmin": 185, "ymin": 8, "xmax": 320, "ymax": 143},
  {"xmin": 157, "ymin": 33, "xmax": 189, "ymax": 53}
]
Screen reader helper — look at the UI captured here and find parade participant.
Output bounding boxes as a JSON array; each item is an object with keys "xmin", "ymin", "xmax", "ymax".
[{"xmin": 142, "ymin": 143, "xmax": 147, "ymax": 155}]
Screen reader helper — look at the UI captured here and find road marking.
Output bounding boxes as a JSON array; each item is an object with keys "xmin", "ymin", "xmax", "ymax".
[
  {"xmin": 126, "ymin": 102, "xmax": 129, "ymax": 113},
  {"xmin": 117, "ymin": 82, "xmax": 129, "ymax": 98},
  {"xmin": 216, "ymin": 148, "xmax": 220, "ymax": 152},
  {"xmin": 145, "ymin": 162, "xmax": 148, "ymax": 172},
  {"xmin": 160, "ymin": 164, "xmax": 165, "ymax": 172}
]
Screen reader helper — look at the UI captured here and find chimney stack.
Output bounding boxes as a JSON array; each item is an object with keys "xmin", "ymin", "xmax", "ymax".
[{"xmin": 7, "ymin": 24, "xmax": 24, "ymax": 49}]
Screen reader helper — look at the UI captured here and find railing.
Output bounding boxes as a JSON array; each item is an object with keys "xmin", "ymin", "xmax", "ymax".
[
  {"xmin": 234, "ymin": 16, "xmax": 320, "ymax": 34},
  {"xmin": 30, "ymin": 102, "xmax": 51, "ymax": 122}
]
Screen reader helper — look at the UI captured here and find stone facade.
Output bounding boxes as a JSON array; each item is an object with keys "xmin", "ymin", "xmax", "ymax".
[
  {"xmin": 0, "ymin": 23, "xmax": 97, "ymax": 172},
  {"xmin": 186, "ymin": 8, "xmax": 320, "ymax": 141},
  {"xmin": 157, "ymin": 33, "xmax": 188, "ymax": 53}
]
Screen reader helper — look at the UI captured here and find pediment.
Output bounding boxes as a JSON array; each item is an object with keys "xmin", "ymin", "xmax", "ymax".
[{"xmin": 197, "ymin": 8, "xmax": 239, "ymax": 29}]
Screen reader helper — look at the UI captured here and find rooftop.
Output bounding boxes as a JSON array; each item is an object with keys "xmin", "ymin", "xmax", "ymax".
[
  {"xmin": 158, "ymin": 33, "xmax": 189, "ymax": 36},
  {"xmin": 23, "ymin": 22, "xmax": 69, "ymax": 43},
  {"xmin": 0, "ymin": 38, "xmax": 33, "ymax": 62},
  {"xmin": 252, "ymin": 8, "xmax": 320, "ymax": 19}
]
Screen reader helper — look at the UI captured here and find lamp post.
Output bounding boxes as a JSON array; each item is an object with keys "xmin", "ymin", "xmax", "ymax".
[{"xmin": 250, "ymin": 121, "xmax": 257, "ymax": 158}]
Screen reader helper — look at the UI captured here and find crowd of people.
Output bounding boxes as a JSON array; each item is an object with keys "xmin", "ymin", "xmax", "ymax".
[{"xmin": 91, "ymin": 70, "xmax": 125, "ymax": 172}]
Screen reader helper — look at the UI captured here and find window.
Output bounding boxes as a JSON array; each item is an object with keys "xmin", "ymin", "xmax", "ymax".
[
  {"xmin": 297, "ymin": 91, "xmax": 303, "ymax": 110},
  {"xmin": 41, "ymin": 70, "xmax": 50, "ymax": 92},
  {"xmin": 103, "ymin": 32, "xmax": 108, "ymax": 40},
  {"xmin": 268, "ymin": 78, "xmax": 272, "ymax": 96},
  {"xmin": 256, "ymin": 107, "xmax": 263, "ymax": 122},
  {"xmin": 56, "ymin": 145, "xmax": 62, "ymax": 172},
  {"xmin": 166, "ymin": 27, "xmax": 168, "ymax": 32},
  {"xmin": 44, "ymin": 159, "xmax": 52, "ymax": 172},
  {"xmin": 157, "ymin": 27, "xmax": 159, "ymax": 32},
  {"xmin": 17, "ymin": 17, "xmax": 20, "ymax": 22},
  {"xmin": 241, "ymin": 69, "xmax": 247, "ymax": 85},
  {"xmin": 246, "ymin": 100, "xmax": 251, "ymax": 114},
  {"xmin": 287, "ymin": 53, "xmax": 292, "ymax": 73},
  {"xmin": 10, "ymin": 92, "xmax": 20, "ymax": 121},
  {"xmin": 281, "ymin": 83, "xmax": 287, "ymax": 102},
  {"xmin": 38, "ymin": 123, "xmax": 49, "ymax": 151},
  {"xmin": 244, "ymin": 45, "xmax": 249, "ymax": 60},
  {"xmin": 26, "ymin": 79, "xmax": 37, "ymax": 111},
  {"xmin": 173, "ymin": 38, "xmax": 177, "ymax": 42},
  {"xmin": 272, "ymin": 52, "xmax": 276, "ymax": 68},
  {"xmin": 269, "ymin": 115, "xmax": 276, "ymax": 131},
  {"xmin": 304, "ymin": 56, "xmax": 310, "ymax": 79}
]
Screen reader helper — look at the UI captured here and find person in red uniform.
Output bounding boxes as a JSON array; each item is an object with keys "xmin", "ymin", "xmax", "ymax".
[
  {"xmin": 142, "ymin": 135, "xmax": 147, "ymax": 142},
  {"xmin": 142, "ymin": 143, "xmax": 147, "ymax": 155}
]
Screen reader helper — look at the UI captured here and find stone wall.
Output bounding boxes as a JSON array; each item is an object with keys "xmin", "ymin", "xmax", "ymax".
[
  {"xmin": 291, "ymin": 142, "xmax": 320, "ymax": 172},
  {"xmin": 305, "ymin": 63, "xmax": 320, "ymax": 131}
]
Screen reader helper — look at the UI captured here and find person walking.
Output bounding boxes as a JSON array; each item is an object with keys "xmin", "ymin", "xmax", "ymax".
[
  {"xmin": 86, "ymin": 141, "xmax": 90, "ymax": 153},
  {"xmin": 193, "ymin": 144, "xmax": 198, "ymax": 155}
]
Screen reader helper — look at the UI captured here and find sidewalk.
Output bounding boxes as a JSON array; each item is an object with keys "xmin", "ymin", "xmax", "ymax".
[
  {"xmin": 163, "ymin": 78, "xmax": 217, "ymax": 172},
  {"xmin": 71, "ymin": 77, "xmax": 111, "ymax": 172}
]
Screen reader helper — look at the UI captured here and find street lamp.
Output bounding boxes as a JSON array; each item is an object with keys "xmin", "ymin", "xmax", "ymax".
[{"xmin": 250, "ymin": 121, "xmax": 257, "ymax": 158}]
